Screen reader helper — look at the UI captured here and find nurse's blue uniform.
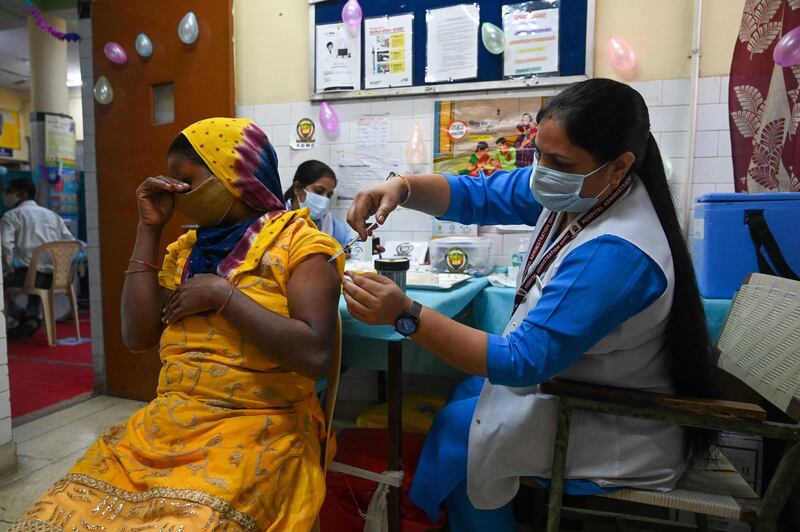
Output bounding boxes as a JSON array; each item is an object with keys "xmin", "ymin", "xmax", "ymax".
[{"xmin": 409, "ymin": 167, "xmax": 669, "ymax": 530}]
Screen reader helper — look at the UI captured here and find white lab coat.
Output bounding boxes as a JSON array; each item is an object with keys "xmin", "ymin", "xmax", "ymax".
[{"xmin": 467, "ymin": 177, "xmax": 687, "ymax": 510}]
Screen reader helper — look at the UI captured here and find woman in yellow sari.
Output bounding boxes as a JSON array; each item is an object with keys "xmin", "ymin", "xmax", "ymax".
[{"xmin": 12, "ymin": 118, "xmax": 344, "ymax": 531}]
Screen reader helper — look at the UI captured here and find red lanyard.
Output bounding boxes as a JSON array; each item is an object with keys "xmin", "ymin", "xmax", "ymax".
[{"xmin": 513, "ymin": 174, "xmax": 634, "ymax": 313}]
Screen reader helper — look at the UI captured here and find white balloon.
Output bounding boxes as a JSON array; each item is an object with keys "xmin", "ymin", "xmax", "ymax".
[
  {"xmin": 93, "ymin": 75, "xmax": 113, "ymax": 105},
  {"xmin": 135, "ymin": 33, "xmax": 153, "ymax": 57},
  {"xmin": 178, "ymin": 11, "xmax": 199, "ymax": 45}
]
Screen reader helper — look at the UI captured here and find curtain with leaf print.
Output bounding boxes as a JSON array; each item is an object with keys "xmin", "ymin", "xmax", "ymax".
[{"xmin": 730, "ymin": 0, "xmax": 800, "ymax": 192}]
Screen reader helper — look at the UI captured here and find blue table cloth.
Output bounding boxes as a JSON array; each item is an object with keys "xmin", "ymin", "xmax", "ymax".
[
  {"xmin": 474, "ymin": 286, "xmax": 733, "ymax": 344},
  {"xmin": 338, "ymin": 277, "xmax": 490, "ymax": 377}
]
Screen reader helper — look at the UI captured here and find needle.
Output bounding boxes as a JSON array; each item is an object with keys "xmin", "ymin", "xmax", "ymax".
[{"xmin": 328, "ymin": 222, "xmax": 379, "ymax": 263}]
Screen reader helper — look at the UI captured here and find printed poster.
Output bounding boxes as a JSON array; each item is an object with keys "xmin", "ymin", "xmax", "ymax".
[
  {"xmin": 433, "ymin": 96, "xmax": 547, "ymax": 177},
  {"xmin": 502, "ymin": 1, "xmax": 560, "ymax": 77},
  {"xmin": 425, "ymin": 4, "xmax": 480, "ymax": 83},
  {"xmin": 316, "ymin": 22, "xmax": 361, "ymax": 92},
  {"xmin": 364, "ymin": 14, "xmax": 413, "ymax": 89},
  {"xmin": 0, "ymin": 110, "xmax": 20, "ymax": 151},
  {"xmin": 44, "ymin": 114, "xmax": 77, "ymax": 164}
]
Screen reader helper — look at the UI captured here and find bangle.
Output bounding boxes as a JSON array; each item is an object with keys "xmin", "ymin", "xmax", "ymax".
[
  {"xmin": 391, "ymin": 173, "xmax": 411, "ymax": 205},
  {"xmin": 129, "ymin": 258, "xmax": 160, "ymax": 271},
  {"xmin": 123, "ymin": 268, "xmax": 156, "ymax": 275},
  {"xmin": 216, "ymin": 284, "xmax": 235, "ymax": 316}
]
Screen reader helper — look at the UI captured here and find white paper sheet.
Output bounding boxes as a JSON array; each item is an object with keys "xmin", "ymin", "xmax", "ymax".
[
  {"xmin": 364, "ymin": 14, "xmax": 414, "ymax": 89},
  {"xmin": 503, "ymin": 2, "xmax": 560, "ymax": 77},
  {"xmin": 425, "ymin": 4, "xmax": 480, "ymax": 83},
  {"xmin": 315, "ymin": 23, "xmax": 361, "ymax": 92},
  {"xmin": 354, "ymin": 115, "xmax": 391, "ymax": 149},
  {"xmin": 335, "ymin": 152, "xmax": 400, "ymax": 201}
]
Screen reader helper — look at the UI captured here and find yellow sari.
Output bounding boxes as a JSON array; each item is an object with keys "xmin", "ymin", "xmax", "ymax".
[{"xmin": 13, "ymin": 119, "xmax": 345, "ymax": 532}]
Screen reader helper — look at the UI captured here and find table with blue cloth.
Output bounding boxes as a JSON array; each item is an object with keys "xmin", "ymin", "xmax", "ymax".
[
  {"xmin": 337, "ymin": 276, "xmax": 489, "ymax": 531},
  {"xmin": 473, "ymin": 286, "xmax": 733, "ymax": 344}
]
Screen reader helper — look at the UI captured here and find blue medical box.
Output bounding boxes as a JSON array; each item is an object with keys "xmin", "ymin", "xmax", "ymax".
[{"xmin": 691, "ymin": 193, "xmax": 800, "ymax": 299}]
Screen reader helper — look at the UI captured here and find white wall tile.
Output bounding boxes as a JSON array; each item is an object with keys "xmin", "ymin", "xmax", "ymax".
[
  {"xmin": 693, "ymin": 131, "xmax": 719, "ymax": 158},
  {"xmin": 380, "ymin": 231, "xmax": 414, "ymax": 242},
  {"xmin": 411, "ymin": 231, "xmax": 433, "ymax": 241},
  {"xmin": 692, "ymin": 157, "xmax": 734, "ymax": 184},
  {"xmin": 0, "ymin": 391, "xmax": 10, "ymax": 420},
  {"xmin": 0, "ymin": 416, "xmax": 11, "ymax": 445},
  {"xmin": 272, "ymin": 124, "xmax": 293, "ymax": 146},
  {"xmin": 716, "ymin": 182, "xmax": 736, "ymax": 193},
  {"xmin": 717, "ymin": 131, "xmax": 732, "ymax": 157},
  {"xmin": 236, "ymin": 105, "xmax": 254, "ymax": 119},
  {"xmin": 382, "ymin": 97, "xmax": 414, "ymax": 118},
  {"xmin": 290, "ymin": 102, "xmax": 314, "ymax": 124},
  {"xmin": 696, "ymin": 103, "xmax": 730, "ymax": 131},
  {"xmin": 719, "ymin": 76, "xmax": 730, "ymax": 104},
  {"xmin": 660, "ymin": 131, "xmax": 690, "ymax": 158},
  {"xmin": 698, "ymin": 77, "xmax": 721, "ymax": 104},
  {"xmin": 662, "ymin": 79, "xmax": 691, "ymax": 106},
  {"xmin": 649, "ymin": 106, "xmax": 690, "ymax": 132},
  {"xmin": 691, "ymin": 183, "xmax": 716, "ymax": 199},
  {"xmin": 319, "ymin": 122, "xmax": 352, "ymax": 145},
  {"xmin": 274, "ymin": 146, "xmax": 291, "ymax": 168},
  {"xmin": 391, "ymin": 209, "xmax": 432, "ymax": 232},
  {"xmin": 289, "ymin": 145, "xmax": 331, "ymax": 167},
  {"xmin": 253, "ymin": 103, "xmax": 291, "ymax": 126},
  {"xmin": 413, "ymin": 97, "xmax": 435, "ymax": 117},
  {"xmin": 630, "ymin": 80, "xmax": 663, "ymax": 107}
]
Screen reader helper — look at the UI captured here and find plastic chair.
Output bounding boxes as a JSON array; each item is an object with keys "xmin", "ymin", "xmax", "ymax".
[
  {"xmin": 523, "ymin": 273, "xmax": 800, "ymax": 532},
  {"xmin": 7, "ymin": 240, "xmax": 82, "ymax": 346}
]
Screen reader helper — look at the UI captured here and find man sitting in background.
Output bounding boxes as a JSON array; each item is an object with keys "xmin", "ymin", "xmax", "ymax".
[{"xmin": 1, "ymin": 178, "xmax": 76, "ymax": 338}]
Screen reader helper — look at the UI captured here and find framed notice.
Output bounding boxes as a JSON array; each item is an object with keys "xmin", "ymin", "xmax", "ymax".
[
  {"xmin": 503, "ymin": 1, "xmax": 560, "ymax": 77},
  {"xmin": 0, "ymin": 110, "xmax": 21, "ymax": 151},
  {"xmin": 424, "ymin": 4, "xmax": 480, "ymax": 83},
  {"xmin": 364, "ymin": 14, "xmax": 413, "ymax": 89},
  {"xmin": 315, "ymin": 22, "xmax": 361, "ymax": 92}
]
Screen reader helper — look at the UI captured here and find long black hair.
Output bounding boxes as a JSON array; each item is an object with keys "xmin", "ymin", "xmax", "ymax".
[
  {"xmin": 284, "ymin": 160, "xmax": 337, "ymax": 202},
  {"xmin": 537, "ymin": 78, "xmax": 717, "ymax": 462}
]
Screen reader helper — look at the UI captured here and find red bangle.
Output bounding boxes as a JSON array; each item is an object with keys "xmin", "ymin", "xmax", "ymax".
[
  {"xmin": 123, "ymin": 268, "xmax": 156, "ymax": 275},
  {"xmin": 216, "ymin": 284, "xmax": 235, "ymax": 316},
  {"xmin": 129, "ymin": 258, "xmax": 160, "ymax": 271}
]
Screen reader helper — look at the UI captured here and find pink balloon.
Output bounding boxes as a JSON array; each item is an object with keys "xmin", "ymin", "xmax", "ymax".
[
  {"xmin": 342, "ymin": 0, "xmax": 362, "ymax": 30},
  {"xmin": 607, "ymin": 37, "xmax": 636, "ymax": 73},
  {"xmin": 319, "ymin": 102, "xmax": 340, "ymax": 134},
  {"xmin": 774, "ymin": 26, "xmax": 800, "ymax": 67},
  {"xmin": 405, "ymin": 123, "xmax": 426, "ymax": 165},
  {"xmin": 103, "ymin": 41, "xmax": 128, "ymax": 65}
]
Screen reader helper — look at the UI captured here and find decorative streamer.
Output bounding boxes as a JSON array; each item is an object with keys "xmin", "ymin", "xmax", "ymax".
[{"xmin": 24, "ymin": 0, "xmax": 81, "ymax": 42}]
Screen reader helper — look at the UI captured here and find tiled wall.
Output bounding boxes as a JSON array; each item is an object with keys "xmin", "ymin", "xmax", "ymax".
[
  {"xmin": 0, "ymin": 256, "xmax": 13, "ymax": 468},
  {"xmin": 77, "ymin": 18, "xmax": 105, "ymax": 391},
  {"xmin": 236, "ymin": 75, "xmax": 735, "ymax": 267}
]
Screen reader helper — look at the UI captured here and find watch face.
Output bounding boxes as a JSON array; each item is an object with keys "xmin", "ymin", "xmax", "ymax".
[{"xmin": 396, "ymin": 316, "xmax": 417, "ymax": 336}]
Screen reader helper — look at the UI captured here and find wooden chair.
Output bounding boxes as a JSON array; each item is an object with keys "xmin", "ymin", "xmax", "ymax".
[
  {"xmin": 7, "ymin": 240, "xmax": 82, "ymax": 346},
  {"xmin": 522, "ymin": 273, "xmax": 800, "ymax": 532},
  {"xmin": 312, "ymin": 315, "xmax": 343, "ymax": 532}
]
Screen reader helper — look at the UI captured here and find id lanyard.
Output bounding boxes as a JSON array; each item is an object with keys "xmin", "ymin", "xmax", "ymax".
[{"xmin": 513, "ymin": 174, "xmax": 634, "ymax": 314}]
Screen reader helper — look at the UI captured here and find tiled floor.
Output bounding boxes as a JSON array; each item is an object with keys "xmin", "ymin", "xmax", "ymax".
[{"xmin": 0, "ymin": 395, "xmax": 145, "ymax": 530}]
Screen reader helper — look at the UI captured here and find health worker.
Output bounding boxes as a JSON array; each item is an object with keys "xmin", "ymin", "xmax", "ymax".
[{"xmin": 285, "ymin": 159, "xmax": 351, "ymax": 247}]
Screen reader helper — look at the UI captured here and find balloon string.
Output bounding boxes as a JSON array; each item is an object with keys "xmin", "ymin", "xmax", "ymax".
[{"xmin": 24, "ymin": 0, "xmax": 81, "ymax": 42}]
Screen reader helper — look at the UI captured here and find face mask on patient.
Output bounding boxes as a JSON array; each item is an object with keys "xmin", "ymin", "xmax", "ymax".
[{"xmin": 173, "ymin": 176, "xmax": 236, "ymax": 227}]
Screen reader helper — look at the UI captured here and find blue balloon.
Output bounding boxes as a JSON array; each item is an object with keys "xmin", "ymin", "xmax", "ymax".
[{"xmin": 135, "ymin": 33, "xmax": 153, "ymax": 58}]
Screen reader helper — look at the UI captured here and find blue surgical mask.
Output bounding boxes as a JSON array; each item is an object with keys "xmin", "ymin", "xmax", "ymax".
[
  {"xmin": 530, "ymin": 161, "xmax": 611, "ymax": 213},
  {"xmin": 301, "ymin": 190, "xmax": 330, "ymax": 220}
]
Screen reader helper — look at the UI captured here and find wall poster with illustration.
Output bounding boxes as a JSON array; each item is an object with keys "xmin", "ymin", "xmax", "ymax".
[{"xmin": 433, "ymin": 96, "xmax": 548, "ymax": 177}]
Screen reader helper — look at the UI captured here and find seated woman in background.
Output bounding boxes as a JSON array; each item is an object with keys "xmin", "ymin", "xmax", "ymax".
[
  {"xmin": 285, "ymin": 159, "xmax": 351, "ymax": 247},
  {"xmin": 12, "ymin": 118, "xmax": 344, "ymax": 531}
]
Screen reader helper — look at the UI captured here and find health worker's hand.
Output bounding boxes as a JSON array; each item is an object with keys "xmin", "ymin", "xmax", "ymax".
[
  {"xmin": 342, "ymin": 272, "xmax": 412, "ymax": 326},
  {"xmin": 346, "ymin": 178, "xmax": 407, "ymax": 240}
]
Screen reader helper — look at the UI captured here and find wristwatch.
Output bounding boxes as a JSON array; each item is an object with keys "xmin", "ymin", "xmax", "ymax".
[{"xmin": 395, "ymin": 300, "xmax": 422, "ymax": 337}]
